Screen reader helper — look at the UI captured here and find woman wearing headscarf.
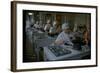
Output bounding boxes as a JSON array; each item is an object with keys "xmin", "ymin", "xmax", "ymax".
[{"xmin": 54, "ymin": 23, "xmax": 73, "ymax": 46}]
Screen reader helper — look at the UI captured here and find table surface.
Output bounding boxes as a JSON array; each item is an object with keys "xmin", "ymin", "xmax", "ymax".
[{"xmin": 44, "ymin": 45, "xmax": 90, "ymax": 61}]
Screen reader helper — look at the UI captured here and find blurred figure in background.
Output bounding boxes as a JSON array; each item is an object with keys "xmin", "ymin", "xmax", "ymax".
[
  {"xmin": 34, "ymin": 21, "xmax": 40, "ymax": 29},
  {"xmin": 72, "ymin": 24, "xmax": 90, "ymax": 50},
  {"xmin": 76, "ymin": 24, "xmax": 90, "ymax": 45},
  {"xmin": 34, "ymin": 20, "xmax": 45, "ymax": 31},
  {"xmin": 82, "ymin": 25, "xmax": 90, "ymax": 46},
  {"xmin": 49, "ymin": 20, "xmax": 62, "ymax": 36},
  {"xmin": 44, "ymin": 19, "xmax": 52, "ymax": 32}
]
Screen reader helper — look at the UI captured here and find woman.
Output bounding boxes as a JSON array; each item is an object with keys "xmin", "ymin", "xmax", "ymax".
[
  {"xmin": 44, "ymin": 19, "xmax": 51, "ymax": 32},
  {"xmin": 54, "ymin": 23, "xmax": 73, "ymax": 46},
  {"xmin": 49, "ymin": 20, "xmax": 62, "ymax": 36},
  {"xmin": 82, "ymin": 25, "xmax": 90, "ymax": 46}
]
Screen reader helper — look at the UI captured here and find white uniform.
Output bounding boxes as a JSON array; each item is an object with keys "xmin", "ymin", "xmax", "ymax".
[
  {"xmin": 44, "ymin": 24, "xmax": 51, "ymax": 31},
  {"xmin": 55, "ymin": 31, "xmax": 73, "ymax": 46}
]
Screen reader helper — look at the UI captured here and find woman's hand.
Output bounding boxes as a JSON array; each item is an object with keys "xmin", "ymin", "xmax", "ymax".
[{"xmin": 54, "ymin": 40, "xmax": 64, "ymax": 45}]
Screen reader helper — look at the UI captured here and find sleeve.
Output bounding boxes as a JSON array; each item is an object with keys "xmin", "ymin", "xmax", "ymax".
[
  {"xmin": 55, "ymin": 33, "xmax": 63, "ymax": 42},
  {"xmin": 44, "ymin": 25, "xmax": 47, "ymax": 31}
]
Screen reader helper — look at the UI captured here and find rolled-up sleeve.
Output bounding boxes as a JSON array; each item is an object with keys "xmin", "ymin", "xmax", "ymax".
[{"xmin": 55, "ymin": 32, "xmax": 63, "ymax": 42}]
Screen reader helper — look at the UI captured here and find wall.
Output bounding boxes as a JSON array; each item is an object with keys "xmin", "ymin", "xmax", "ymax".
[{"xmin": 0, "ymin": 0, "xmax": 100, "ymax": 73}]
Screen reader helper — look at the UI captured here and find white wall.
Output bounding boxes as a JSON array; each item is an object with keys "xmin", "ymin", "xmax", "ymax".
[{"xmin": 0, "ymin": 0, "xmax": 99, "ymax": 73}]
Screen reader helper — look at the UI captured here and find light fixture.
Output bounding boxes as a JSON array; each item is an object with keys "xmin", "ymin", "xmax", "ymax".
[{"xmin": 28, "ymin": 12, "xmax": 33, "ymax": 15}]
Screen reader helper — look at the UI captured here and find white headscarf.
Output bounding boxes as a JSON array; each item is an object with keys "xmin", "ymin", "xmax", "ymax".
[
  {"xmin": 53, "ymin": 21, "xmax": 57, "ymax": 26},
  {"xmin": 62, "ymin": 23, "xmax": 69, "ymax": 30}
]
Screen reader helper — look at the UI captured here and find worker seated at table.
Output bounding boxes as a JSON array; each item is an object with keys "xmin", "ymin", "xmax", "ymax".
[
  {"xmin": 44, "ymin": 19, "xmax": 52, "ymax": 32},
  {"xmin": 34, "ymin": 21, "xmax": 43, "ymax": 30},
  {"xmin": 48, "ymin": 20, "xmax": 62, "ymax": 36},
  {"xmin": 54, "ymin": 23, "xmax": 74, "ymax": 46},
  {"xmin": 75, "ymin": 24, "xmax": 90, "ymax": 45},
  {"xmin": 72, "ymin": 24, "xmax": 90, "ymax": 50},
  {"xmin": 34, "ymin": 21, "xmax": 40, "ymax": 29},
  {"xmin": 82, "ymin": 25, "xmax": 90, "ymax": 47}
]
